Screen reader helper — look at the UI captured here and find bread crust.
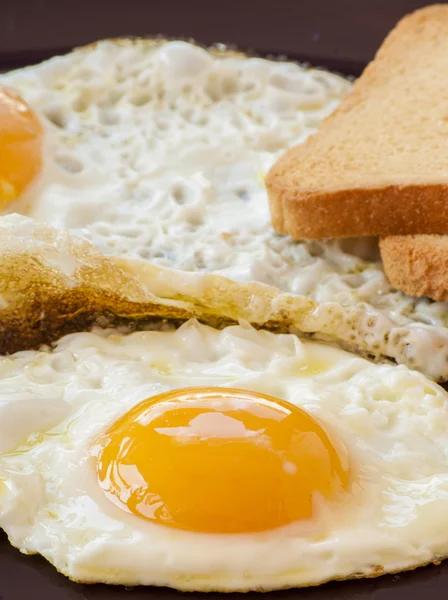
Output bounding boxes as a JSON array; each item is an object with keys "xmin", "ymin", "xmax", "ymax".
[
  {"xmin": 268, "ymin": 183, "xmax": 448, "ymax": 239},
  {"xmin": 380, "ymin": 235, "xmax": 448, "ymax": 301},
  {"xmin": 266, "ymin": 4, "xmax": 448, "ymax": 240}
]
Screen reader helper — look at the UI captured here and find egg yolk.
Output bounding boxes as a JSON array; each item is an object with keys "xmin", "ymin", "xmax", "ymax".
[
  {"xmin": 0, "ymin": 87, "xmax": 43, "ymax": 207},
  {"xmin": 95, "ymin": 387, "xmax": 349, "ymax": 534}
]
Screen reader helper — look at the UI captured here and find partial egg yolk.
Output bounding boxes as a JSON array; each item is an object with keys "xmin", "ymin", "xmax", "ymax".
[
  {"xmin": 95, "ymin": 387, "xmax": 349, "ymax": 534},
  {"xmin": 0, "ymin": 87, "xmax": 43, "ymax": 207}
]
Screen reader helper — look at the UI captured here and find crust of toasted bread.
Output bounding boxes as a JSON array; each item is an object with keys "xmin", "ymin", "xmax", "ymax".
[
  {"xmin": 380, "ymin": 235, "xmax": 448, "ymax": 301},
  {"xmin": 268, "ymin": 184, "xmax": 448, "ymax": 239},
  {"xmin": 266, "ymin": 4, "xmax": 448, "ymax": 239}
]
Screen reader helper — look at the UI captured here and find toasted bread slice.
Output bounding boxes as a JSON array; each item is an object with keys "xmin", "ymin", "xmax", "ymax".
[
  {"xmin": 380, "ymin": 235, "xmax": 448, "ymax": 301},
  {"xmin": 266, "ymin": 5, "xmax": 448, "ymax": 240}
]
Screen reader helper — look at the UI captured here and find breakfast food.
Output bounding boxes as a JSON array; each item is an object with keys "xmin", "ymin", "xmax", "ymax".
[
  {"xmin": 1, "ymin": 6, "xmax": 448, "ymax": 593},
  {"xmin": 1, "ymin": 319, "xmax": 448, "ymax": 591},
  {"xmin": 2, "ymin": 40, "xmax": 448, "ymax": 381},
  {"xmin": 380, "ymin": 235, "xmax": 448, "ymax": 302},
  {"xmin": 1, "ymin": 214, "xmax": 448, "ymax": 382},
  {"xmin": 265, "ymin": 4, "xmax": 448, "ymax": 240},
  {"xmin": 0, "ymin": 215, "xmax": 202, "ymax": 354},
  {"xmin": 0, "ymin": 39, "xmax": 350, "ymax": 256}
]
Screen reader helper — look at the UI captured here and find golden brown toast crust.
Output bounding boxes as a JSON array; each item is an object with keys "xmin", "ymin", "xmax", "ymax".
[
  {"xmin": 268, "ymin": 183, "xmax": 448, "ymax": 239},
  {"xmin": 380, "ymin": 235, "xmax": 448, "ymax": 301},
  {"xmin": 266, "ymin": 4, "xmax": 448, "ymax": 240}
]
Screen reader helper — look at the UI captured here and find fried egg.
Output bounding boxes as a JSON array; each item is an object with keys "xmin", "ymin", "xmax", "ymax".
[
  {"xmin": 1, "ymin": 320, "xmax": 448, "ymax": 591},
  {"xmin": 1, "ymin": 40, "xmax": 448, "ymax": 381}
]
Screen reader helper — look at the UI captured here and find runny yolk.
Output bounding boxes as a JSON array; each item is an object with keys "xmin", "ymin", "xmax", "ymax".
[
  {"xmin": 94, "ymin": 387, "xmax": 349, "ymax": 534},
  {"xmin": 0, "ymin": 87, "xmax": 43, "ymax": 207}
]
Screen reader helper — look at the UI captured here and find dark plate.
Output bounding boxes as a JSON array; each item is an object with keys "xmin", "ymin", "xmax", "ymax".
[
  {"xmin": 1, "ymin": 528, "xmax": 448, "ymax": 600},
  {"xmin": 0, "ymin": 1, "xmax": 447, "ymax": 598}
]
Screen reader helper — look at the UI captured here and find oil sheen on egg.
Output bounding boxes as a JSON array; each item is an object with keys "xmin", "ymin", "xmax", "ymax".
[{"xmin": 1, "ymin": 320, "xmax": 448, "ymax": 591}]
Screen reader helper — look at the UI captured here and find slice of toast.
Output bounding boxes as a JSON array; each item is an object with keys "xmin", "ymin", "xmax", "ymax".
[
  {"xmin": 380, "ymin": 235, "xmax": 448, "ymax": 301},
  {"xmin": 266, "ymin": 4, "xmax": 448, "ymax": 240}
]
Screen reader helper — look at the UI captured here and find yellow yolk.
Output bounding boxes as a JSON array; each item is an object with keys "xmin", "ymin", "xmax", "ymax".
[
  {"xmin": 95, "ymin": 387, "xmax": 349, "ymax": 534},
  {"xmin": 0, "ymin": 87, "xmax": 43, "ymax": 207}
]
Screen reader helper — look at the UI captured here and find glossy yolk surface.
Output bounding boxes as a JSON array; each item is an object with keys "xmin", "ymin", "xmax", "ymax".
[
  {"xmin": 95, "ymin": 387, "xmax": 349, "ymax": 534},
  {"xmin": 0, "ymin": 87, "xmax": 43, "ymax": 207}
]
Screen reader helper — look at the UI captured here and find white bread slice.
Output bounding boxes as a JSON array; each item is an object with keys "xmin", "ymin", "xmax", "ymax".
[{"xmin": 266, "ymin": 4, "xmax": 448, "ymax": 240}]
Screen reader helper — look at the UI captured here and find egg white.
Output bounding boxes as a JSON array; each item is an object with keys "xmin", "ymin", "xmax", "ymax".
[
  {"xmin": 1, "ymin": 320, "xmax": 448, "ymax": 591},
  {"xmin": 1, "ymin": 40, "xmax": 448, "ymax": 382}
]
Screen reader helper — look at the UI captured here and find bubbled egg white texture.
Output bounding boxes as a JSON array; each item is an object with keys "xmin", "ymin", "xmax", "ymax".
[
  {"xmin": 1, "ymin": 320, "xmax": 448, "ymax": 591},
  {"xmin": 2, "ymin": 40, "xmax": 350, "ymax": 282},
  {"xmin": 3, "ymin": 40, "xmax": 448, "ymax": 360},
  {"xmin": 0, "ymin": 40, "xmax": 448, "ymax": 344}
]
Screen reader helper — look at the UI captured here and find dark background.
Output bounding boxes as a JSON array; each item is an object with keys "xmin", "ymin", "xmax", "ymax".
[
  {"xmin": 1, "ymin": 1, "xmax": 448, "ymax": 599},
  {"xmin": 0, "ymin": 0, "xmax": 440, "ymax": 74}
]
